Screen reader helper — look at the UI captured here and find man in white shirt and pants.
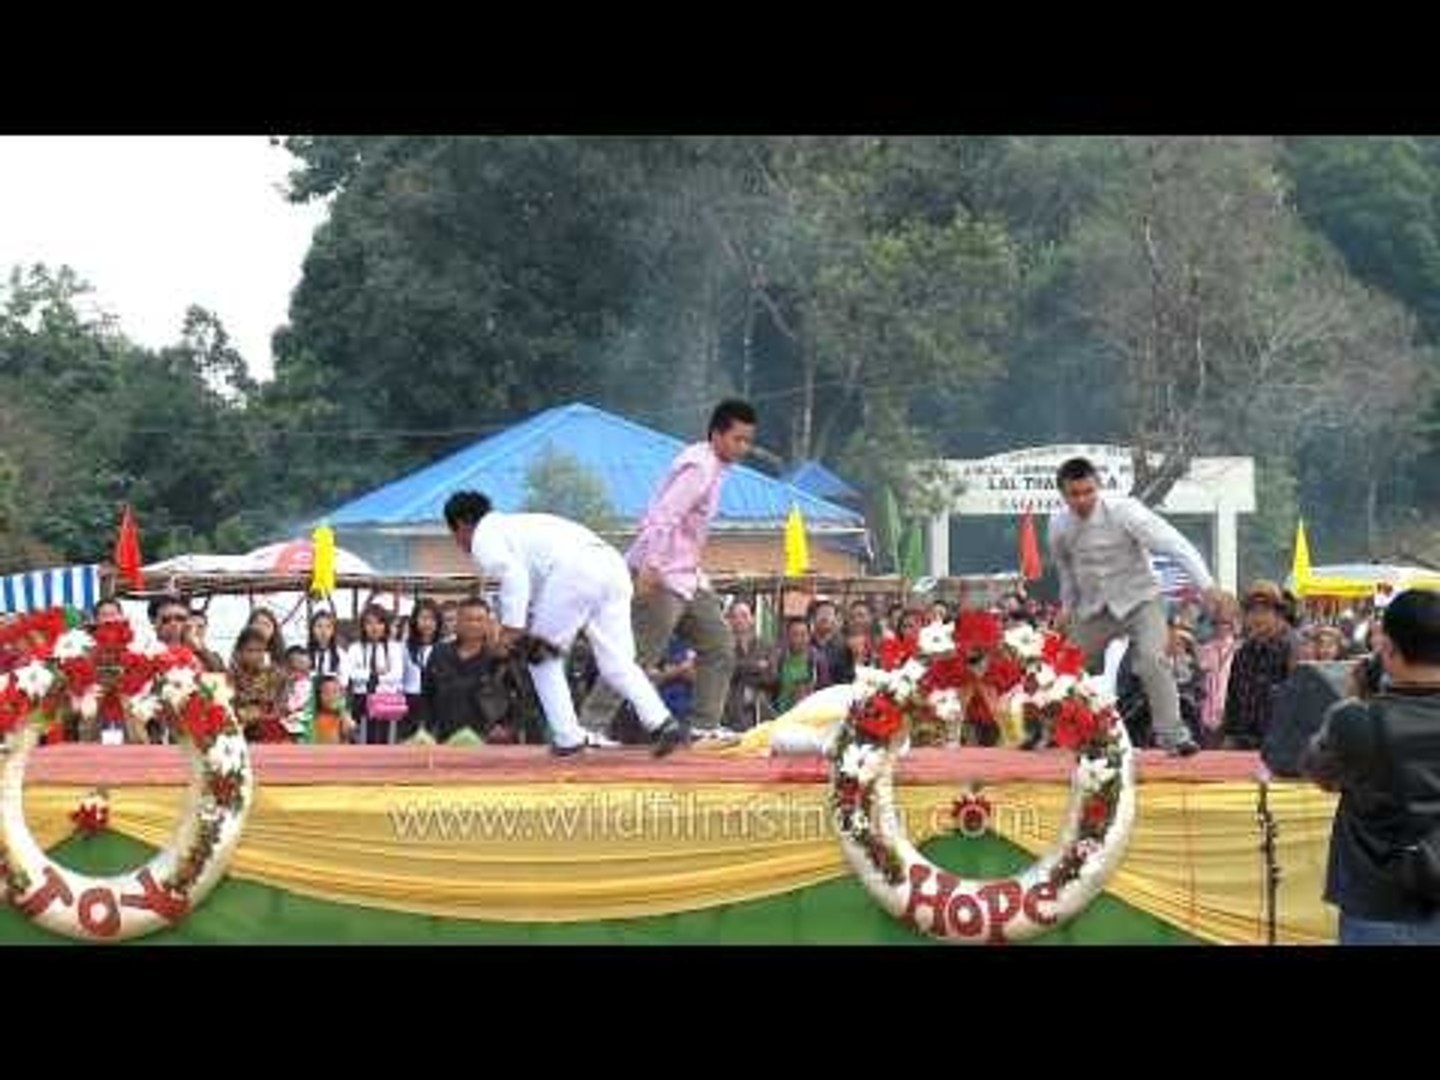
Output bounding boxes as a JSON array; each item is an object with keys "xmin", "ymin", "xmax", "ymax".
[
  {"xmin": 443, "ymin": 490, "xmax": 684, "ymax": 757},
  {"xmin": 1048, "ymin": 457, "xmax": 1217, "ymax": 756}
]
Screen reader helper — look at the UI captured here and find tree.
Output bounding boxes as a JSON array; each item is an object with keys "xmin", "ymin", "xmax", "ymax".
[
  {"xmin": 1058, "ymin": 137, "xmax": 1429, "ymax": 508},
  {"xmin": 519, "ymin": 448, "xmax": 616, "ymax": 534}
]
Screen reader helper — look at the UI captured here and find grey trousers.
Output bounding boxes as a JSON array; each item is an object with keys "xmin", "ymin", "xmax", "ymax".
[
  {"xmin": 1070, "ymin": 598, "xmax": 1189, "ymax": 748},
  {"xmin": 578, "ymin": 586, "xmax": 735, "ymax": 731}
]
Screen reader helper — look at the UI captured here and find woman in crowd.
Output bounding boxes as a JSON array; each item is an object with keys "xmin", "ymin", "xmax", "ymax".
[
  {"xmin": 247, "ymin": 606, "xmax": 289, "ymax": 669},
  {"xmin": 346, "ymin": 603, "xmax": 407, "ymax": 744},
  {"xmin": 400, "ymin": 599, "xmax": 443, "ymax": 740}
]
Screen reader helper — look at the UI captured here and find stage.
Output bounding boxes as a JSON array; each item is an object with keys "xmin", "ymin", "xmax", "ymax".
[{"xmin": 7, "ymin": 745, "xmax": 1342, "ymax": 944}]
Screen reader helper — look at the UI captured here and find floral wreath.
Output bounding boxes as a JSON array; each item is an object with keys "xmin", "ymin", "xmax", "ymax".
[
  {"xmin": 0, "ymin": 610, "xmax": 253, "ymax": 941},
  {"xmin": 829, "ymin": 611, "xmax": 1136, "ymax": 943}
]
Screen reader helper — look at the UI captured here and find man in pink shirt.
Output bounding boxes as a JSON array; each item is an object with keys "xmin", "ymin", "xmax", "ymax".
[{"xmin": 580, "ymin": 399, "xmax": 757, "ymax": 743}]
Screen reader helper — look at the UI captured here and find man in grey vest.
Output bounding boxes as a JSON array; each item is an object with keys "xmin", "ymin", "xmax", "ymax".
[{"xmin": 1048, "ymin": 456, "xmax": 1217, "ymax": 756}]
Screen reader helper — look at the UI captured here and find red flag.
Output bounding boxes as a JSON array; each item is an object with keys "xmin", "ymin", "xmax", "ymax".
[
  {"xmin": 1018, "ymin": 508, "xmax": 1043, "ymax": 582},
  {"xmin": 114, "ymin": 505, "xmax": 144, "ymax": 590}
]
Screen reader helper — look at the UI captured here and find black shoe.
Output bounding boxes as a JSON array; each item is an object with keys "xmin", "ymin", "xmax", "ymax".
[
  {"xmin": 1166, "ymin": 740, "xmax": 1200, "ymax": 758},
  {"xmin": 550, "ymin": 741, "xmax": 586, "ymax": 758},
  {"xmin": 651, "ymin": 718, "xmax": 686, "ymax": 758}
]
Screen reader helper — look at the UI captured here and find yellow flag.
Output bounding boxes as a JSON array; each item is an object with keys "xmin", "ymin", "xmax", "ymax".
[
  {"xmin": 1291, "ymin": 518, "xmax": 1312, "ymax": 591},
  {"xmin": 784, "ymin": 505, "xmax": 810, "ymax": 577},
  {"xmin": 311, "ymin": 525, "xmax": 337, "ymax": 597}
]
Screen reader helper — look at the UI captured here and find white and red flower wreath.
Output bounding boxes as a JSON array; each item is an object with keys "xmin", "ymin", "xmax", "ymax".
[
  {"xmin": 0, "ymin": 611, "xmax": 253, "ymax": 941},
  {"xmin": 829, "ymin": 612, "xmax": 1137, "ymax": 943}
]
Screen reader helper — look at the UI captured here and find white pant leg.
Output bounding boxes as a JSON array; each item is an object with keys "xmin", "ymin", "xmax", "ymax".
[
  {"xmin": 529, "ymin": 656, "xmax": 587, "ymax": 749},
  {"xmin": 583, "ymin": 556, "xmax": 671, "ymax": 732},
  {"xmin": 528, "ymin": 566, "xmax": 600, "ymax": 650}
]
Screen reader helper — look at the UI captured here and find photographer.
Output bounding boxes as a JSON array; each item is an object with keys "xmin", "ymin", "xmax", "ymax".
[{"xmin": 1302, "ymin": 589, "xmax": 1440, "ymax": 944}]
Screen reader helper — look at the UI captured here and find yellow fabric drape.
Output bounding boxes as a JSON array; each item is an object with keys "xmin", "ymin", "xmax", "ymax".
[{"xmin": 22, "ymin": 780, "xmax": 1340, "ymax": 943}]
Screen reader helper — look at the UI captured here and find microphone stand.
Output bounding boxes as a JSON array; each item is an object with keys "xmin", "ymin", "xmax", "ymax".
[{"xmin": 1256, "ymin": 766, "xmax": 1280, "ymax": 945}]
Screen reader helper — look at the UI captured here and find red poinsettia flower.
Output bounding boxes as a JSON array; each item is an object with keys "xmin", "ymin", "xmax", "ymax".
[
  {"xmin": 1042, "ymin": 632, "xmax": 1062, "ymax": 662},
  {"xmin": 1055, "ymin": 643, "xmax": 1087, "ymax": 677},
  {"xmin": 1083, "ymin": 795, "xmax": 1110, "ymax": 828},
  {"xmin": 99, "ymin": 689, "xmax": 125, "ymax": 724},
  {"xmin": 159, "ymin": 645, "xmax": 201, "ymax": 674},
  {"xmin": 93, "ymin": 620, "xmax": 133, "ymax": 653},
  {"xmin": 209, "ymin": 773, "xmax": 240, "ymax": 806},
  {"xmin": 953, "ymin": 611, "xmax": 1002, "ymax": 655},
  {"xmin": 951, "ymin": 793, "xmax": 993, "ymax": 835},
  {"xmin": 0, "ymin": 686, "xmax": 29, "ymax": 734},
  {"xmin": 1053, "ymin": 698, "xmax": 1101, "ymax": 750},
  {"xmin": 70, "ymin": 798, "xmax": 110, "ymax": 836},
  {"xmin": 183, "ymin": 695, "xmax": 225, "ymax": 746},
  {"xmin": 118, "ymin": 661, "xmax": 155, "ymax": 697},
  {"xmin": 59, "ymin": 656, "xmax": 98, "ymax": 693},
  {"xmin": 857, "ymin": 694, "xmax": 905, "ymax": 741},
  {"xmin": 879, "ymin": 636, "xmax": 916, "ymax": 671},
  {"xmin": 921, "ymin": 654, "xmax": 975, "ymax": 693},
  {"xmin": 982, "ymin": 652, "xmax": 1025, "ymax": 694}
]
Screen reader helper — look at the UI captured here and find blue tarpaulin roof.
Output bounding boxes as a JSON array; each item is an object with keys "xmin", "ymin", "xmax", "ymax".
[
  {"xmin": 321, "ymin": 403, "xmax": 866, "ymax": 531},
  {"xmin": 780, "ymin": 459, "xmax": 864, "ymax": 504}
]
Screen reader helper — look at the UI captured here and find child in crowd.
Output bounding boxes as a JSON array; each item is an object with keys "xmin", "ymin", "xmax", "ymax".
[{"xmin": 310, "ymin": 675, "xmax": 358, "ymax": 744}]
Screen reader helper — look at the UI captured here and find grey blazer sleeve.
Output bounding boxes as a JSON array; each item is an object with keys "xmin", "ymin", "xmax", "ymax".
[{"xmin": 1114, "ymin": 500, "xmax": 1215, "ymax": 591}]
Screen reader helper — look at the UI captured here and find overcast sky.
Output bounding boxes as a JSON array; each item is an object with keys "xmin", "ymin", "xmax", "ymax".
[{"xmin": 0, "ymin": 135, "xmax": 330, "ymax": 381}]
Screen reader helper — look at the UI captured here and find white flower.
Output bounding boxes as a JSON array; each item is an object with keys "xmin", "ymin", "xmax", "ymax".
[
  {"xmin": 199, "ymin": 673, "xmax": 233, "ymax": 709},
  {"xmin": 1073, "ymin": 838, "xmax": 1103, "ymax": 861},
  {"xmin": 856, "ymin": 753, "xmax": 881, "ymax": 786},
  {"xmin": 840, "ymin": 743, "xmax": 866, "ymax": 778},
  {"xmin": 887, "ymin": 658, "xmax": 929, "ymax": 702},
  {"xmin": 850, "ymin": 810, "xmax": 870, "ymax": 834},
  {"xmin": 918, "ymin": 622, "xmax": 952, "ymax": 657},
  {"xmin": 206, "ymin": 734, "xmax": 247, "ymax": 775},
  {"xmin": 1076, "ymin": 675, "xmax": 1114, "ymax": 709},
  {"xmin": 14, "ymin": 662, "xmax": 54, "ymax": 700},
  {"xmin": 929, "ymin": 687, "xmax": 964, "ymax": 722},
  {"xmin": 1050, "ymin": 674, "xmax": 1077, "ymax": 700},
  {"xmin": 1076, "ymin": 756, "xmax": 1117, "ymax": 793},
  {"xmin": 1034, "ymin": 665, "xmax": 1056, "ymax": 689},
  {"xmin": 75, "ymin": 688, "xmax": 100, "ymax": 721},
  {"xmin": 164, "ymin": 666, "xmax": 197, "ymax": 693},
  {"xmin": 53, "ymin": 629, "xmax": 94, "ymax": 661},
  {"xmin": 1004, "ymin": 624, "xmax": 1043, "ymax": 659},
  {"xmin": 129, "ymin": 694, "xmax": 161, "ymax": 724}
]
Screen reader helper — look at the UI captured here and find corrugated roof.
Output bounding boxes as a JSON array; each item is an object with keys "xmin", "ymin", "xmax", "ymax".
[
  {"xmin": 780, "ymin": 459, "xmax": 864, "ymax": 503},
  {"xmin": 321, "ymin": 402, "xmax": 866, "ymax": 530}
]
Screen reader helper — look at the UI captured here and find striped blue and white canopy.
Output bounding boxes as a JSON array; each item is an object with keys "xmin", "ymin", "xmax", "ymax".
[{"xmin": 0, "ymin": 565, "xmax": 100, "ymax": 615}]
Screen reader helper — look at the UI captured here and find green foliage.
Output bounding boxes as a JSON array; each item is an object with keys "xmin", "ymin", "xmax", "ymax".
[
  {"xmin": 519, "ymin": 448, "xmax": 616, "ymax": 534},
  {"xmin": 1239, "ymin": 458, "xmax": 1300, "ymax": 586}
]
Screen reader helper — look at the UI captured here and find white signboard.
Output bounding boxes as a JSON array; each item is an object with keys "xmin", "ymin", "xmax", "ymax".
[{"xmin": 938, "ymin": 444, "xmax": 1255, "ymax": 517}]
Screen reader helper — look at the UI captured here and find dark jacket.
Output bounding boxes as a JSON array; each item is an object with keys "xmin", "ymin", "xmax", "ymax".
[
  {"xmin": 420, "ymin": 641, "xmax": 542, "ymax": 742},
  {"xmin": 1303, "ymin": 686, "xmax": 1440, "ymax": 920}
]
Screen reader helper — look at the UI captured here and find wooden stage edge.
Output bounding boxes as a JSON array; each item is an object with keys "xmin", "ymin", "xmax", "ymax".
[{"xmin": 19, "ymin": 744, "xmax": 1270, "ymax": 788}]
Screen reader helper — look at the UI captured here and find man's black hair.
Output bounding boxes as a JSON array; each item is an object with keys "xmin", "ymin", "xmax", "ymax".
[
  {"xmin": 1055, "ymin": 457, "xmax": 1099, "ymax": 490},
  {"xmin": 708, "ymin": 399, "xmax": 757, "ymax": 436},
  {"xmin": 444, "ymin": 491, "xmax": 493, "ymax": 530},
  {"xmin": 1383, "ymin": 590, "xmax": 1440, "ymax": 667},
  {"xmin": 148, "ymin": 594, "xmax": 187, "ymax": 622}
]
